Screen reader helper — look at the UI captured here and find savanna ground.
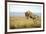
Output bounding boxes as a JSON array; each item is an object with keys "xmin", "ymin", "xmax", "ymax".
[{"xmin": 10, "ymin": 16, "xmax": 41, "ymax": 29}]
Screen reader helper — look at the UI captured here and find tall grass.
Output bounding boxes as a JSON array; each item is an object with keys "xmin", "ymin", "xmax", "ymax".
[{"xmin": 10, "ymin": 16, "xmax": 41, "ymax": 29}]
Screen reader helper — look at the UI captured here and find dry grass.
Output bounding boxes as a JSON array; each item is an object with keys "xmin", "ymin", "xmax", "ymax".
[{"xmin": 9, "ymin": 16, "xmax": 41, "ymax": 29}]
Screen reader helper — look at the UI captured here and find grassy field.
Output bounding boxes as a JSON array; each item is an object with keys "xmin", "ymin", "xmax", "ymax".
[{"xmin": 9, "ymin": 16, "xmax": 41, "ymax": 29}]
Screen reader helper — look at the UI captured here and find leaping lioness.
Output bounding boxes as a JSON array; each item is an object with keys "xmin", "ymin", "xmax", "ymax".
[{"xmin": 25, "ymin": 10, "xmax": 36, "ymax": 19}]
